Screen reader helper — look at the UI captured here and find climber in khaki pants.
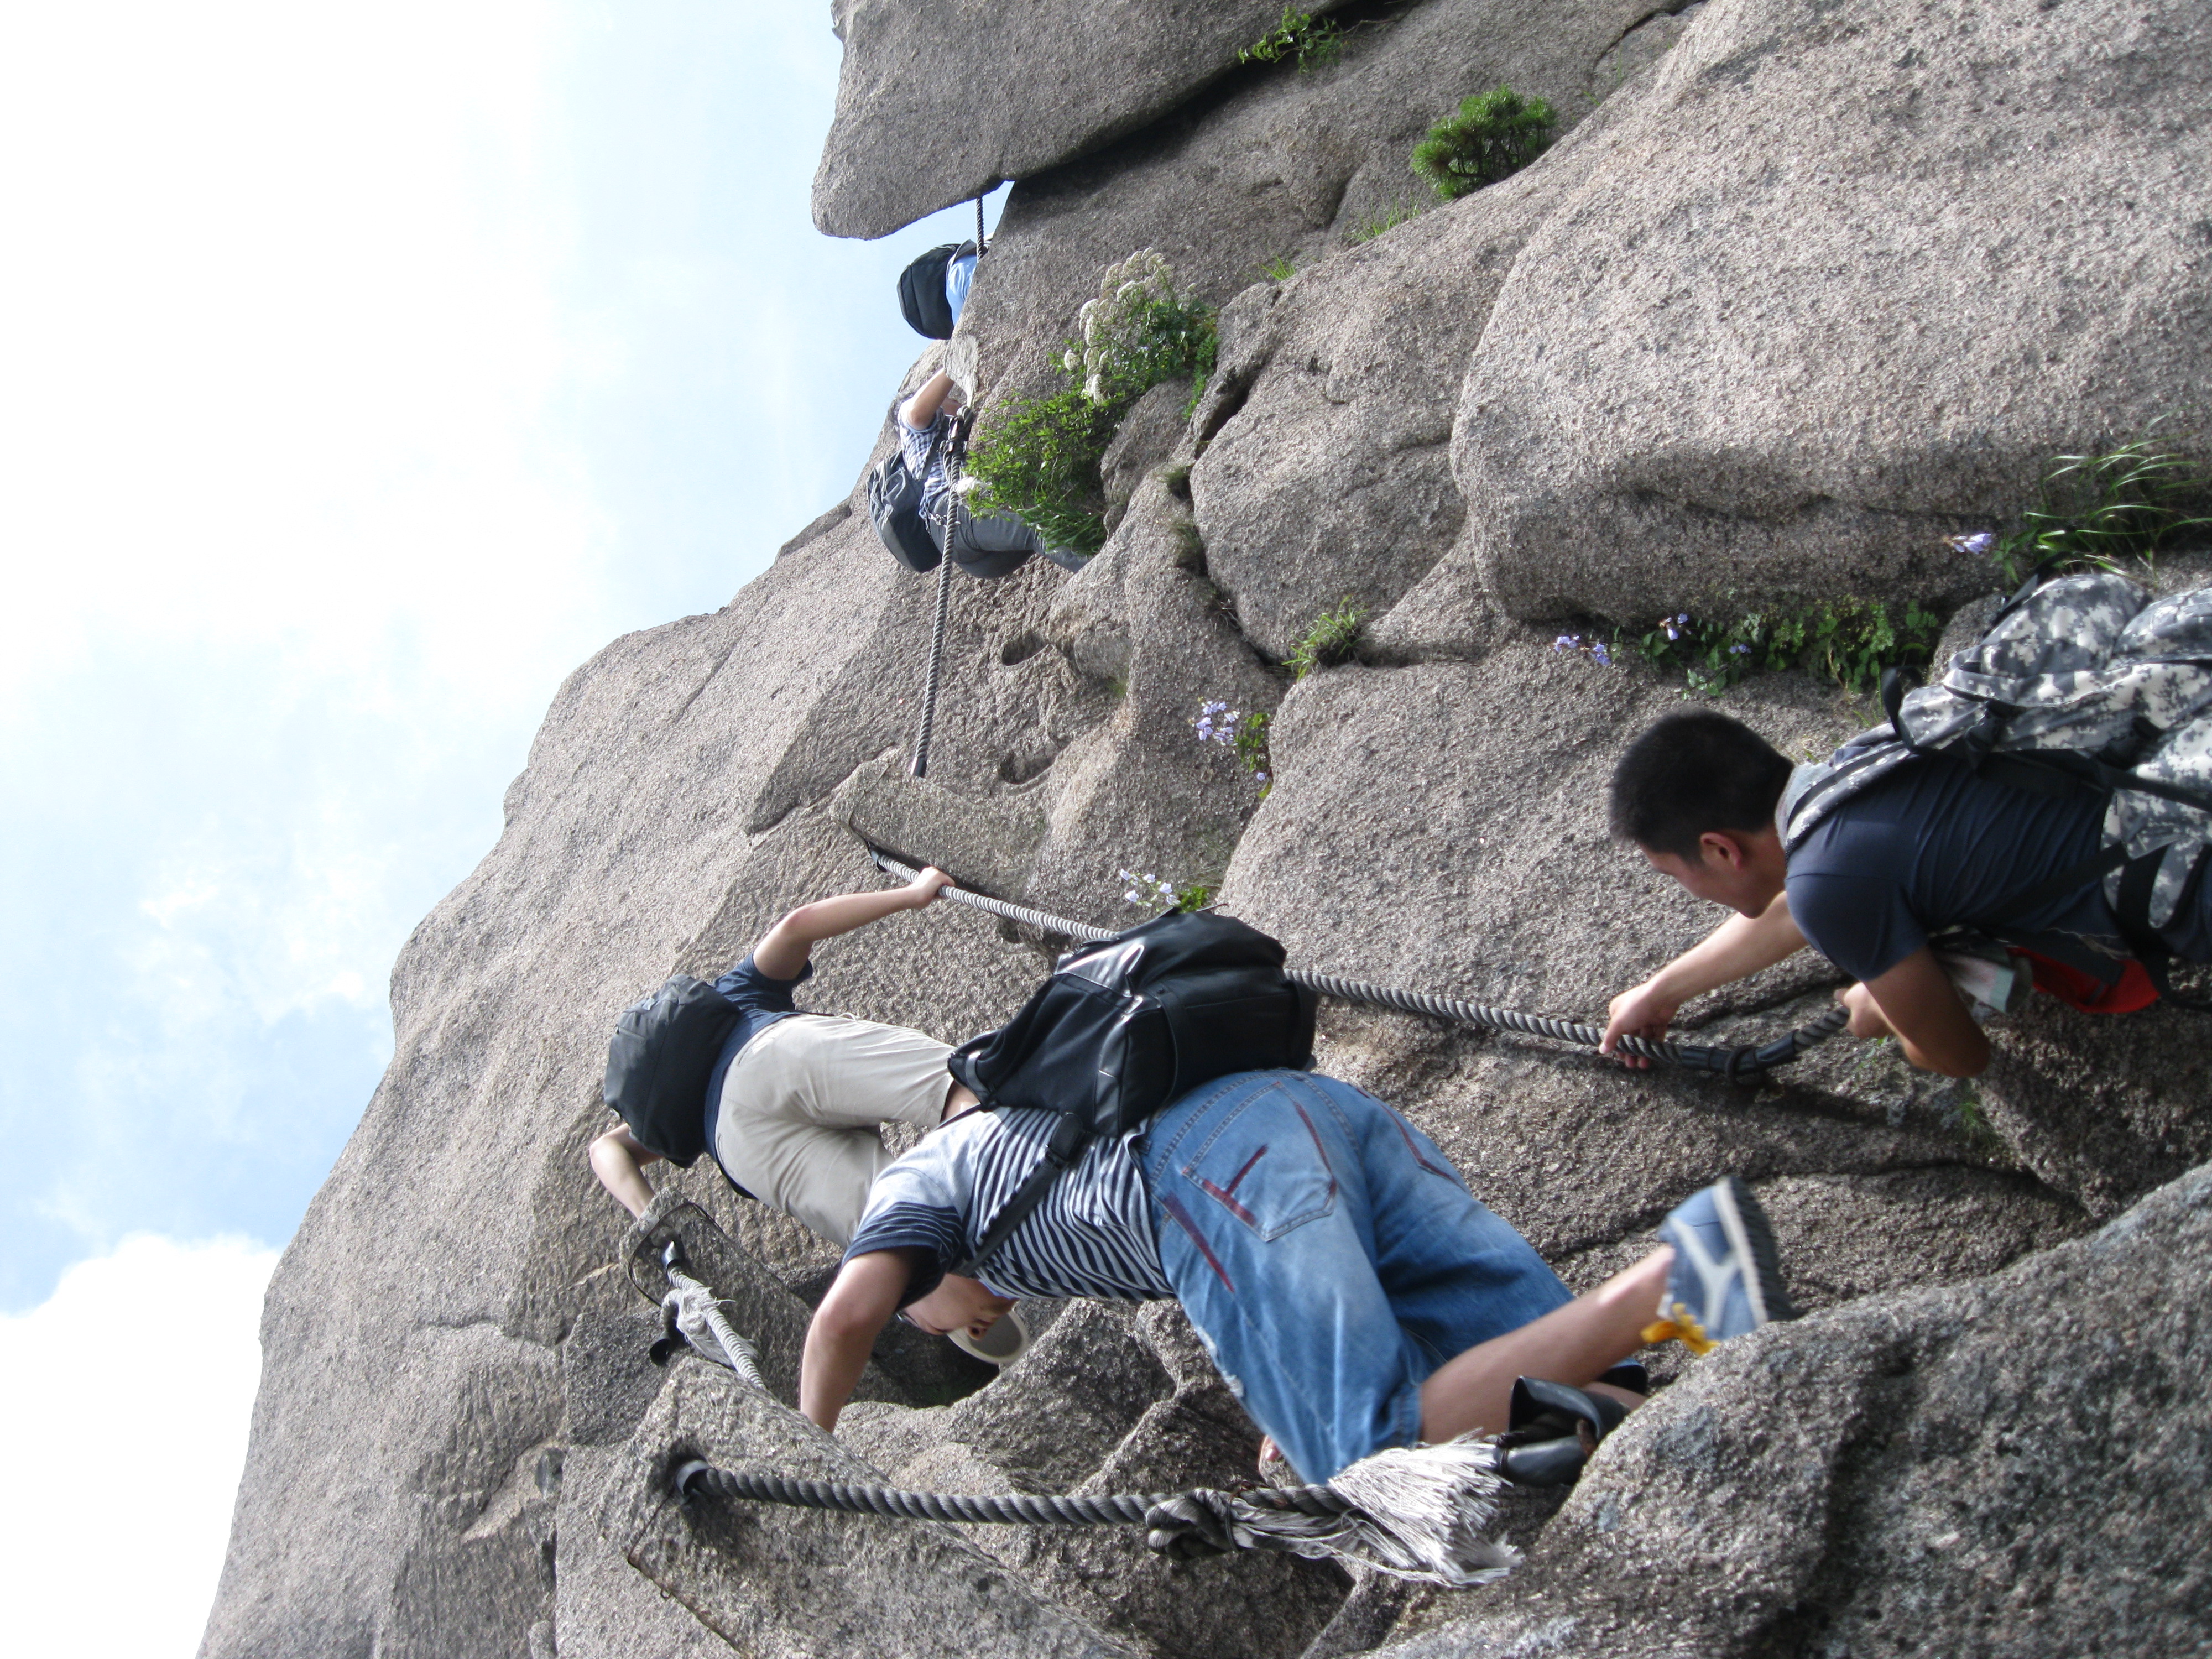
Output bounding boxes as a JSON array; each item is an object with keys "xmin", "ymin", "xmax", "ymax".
[{"xmin": 589, "ymin": 864, "xmax": 982, "ymax": 1248}]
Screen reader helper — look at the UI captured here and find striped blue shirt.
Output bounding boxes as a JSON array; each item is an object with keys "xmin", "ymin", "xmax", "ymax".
[{"xmin": 844, "ymin": 1107, "xmax": 1171, "ymax": 1305}]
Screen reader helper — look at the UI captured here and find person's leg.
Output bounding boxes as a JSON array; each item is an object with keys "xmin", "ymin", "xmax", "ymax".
[
  {"xmin": 1333, "ymin": 1081, "xmax": 1576, "ymax": 1366},
  {"xmin": 946, "ymin": 510, "xmax": 1037, "ymax": 578},
  {"xmin": 949, "ymin": 508, "xmax": 1088, "ymax": 576},
  {"xmin": 1139, "ymin": 1070, "xmax": 1424, "ymax": 1484},
  {"xmin": 1420, "ymin": 1172, "xmax": 1797, "ymax": 1443},
  {"xmin": 1417, "ymin": 1250, "xmax": 1670, "ymax": 1444},
  {"xmin": 1306, "ymin": 1075, "xmax": 1642, "ymax": 1439}
]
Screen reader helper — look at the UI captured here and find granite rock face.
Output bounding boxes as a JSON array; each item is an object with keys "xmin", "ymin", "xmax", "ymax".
[
  {"xmin": 205, "ymin": 0, "xmax": 2212, "ymax": 1655},
  {"xmin": 813, "ymin": 0, "xmax": 1291, "ymax": 239},
  {"xmin": 1366, "ymin": 1164, "xmax": 2212, "ymax": 1659}
]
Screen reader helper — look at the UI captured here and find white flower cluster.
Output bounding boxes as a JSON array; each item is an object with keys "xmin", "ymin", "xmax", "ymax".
[
  {"xmin": 1118, "ymin": 867, "xmax": 1178, "ymax": 910},
  {"xmin": 1061, "ymin": 249, "xmax": 1179, "ymax": 406}
]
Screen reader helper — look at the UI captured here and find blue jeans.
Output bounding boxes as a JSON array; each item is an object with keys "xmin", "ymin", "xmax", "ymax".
[{"xmin": 1137, "ymin": 1071, "xmax": 1570, "ymax": 1483}]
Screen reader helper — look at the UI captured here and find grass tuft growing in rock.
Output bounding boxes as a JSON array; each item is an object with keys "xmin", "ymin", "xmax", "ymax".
[
  {"xmin": 967, "ymin": 251, "xmax": 1217, "ymax": 556},
  {"xmin": 1411, "ymin": 86, "xmax": 1557, "ymax": 199},
  {"xmin": 1239, "ymin": 7, "xmax": 1345, "ymax": 73},
  {"xmin": 1287, "ymin": 602, "xmax": 1368, "ymax": 678},
  {"xmin": 1347, "ymin": 202, "xmax": 1423, "ymax": 243},
  {"xmin": 1955, "ymin": 430, "xmax": 2212, "ymax": 586}
]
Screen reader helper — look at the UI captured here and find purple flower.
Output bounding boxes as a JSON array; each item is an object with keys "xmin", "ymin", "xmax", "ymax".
[
  {"xmin": 1590, "ymin": 641, "xmax": 1612, "ymax": 666},
  {"xmin": 1553, "ymin": 634, "xmax": 1580, "ymax": 652},
  {"xmin": 1255, "ymin": 770, "xmax": 1270, "ymax": 783},
  {"xmin": 1949, "ymin": 531, "xmax": 1996, "ymax": 557},
  {"xmin": 1676, "ymin": 613, "xmax": 1690, "ymax": 625},
  {"xmin": 1729, "ymin": 642, "xmax": 1752, "ymax": 656},
  {"xmin": 1663, "ymin": 623, "xmax": 1681, "ymax": 641}
]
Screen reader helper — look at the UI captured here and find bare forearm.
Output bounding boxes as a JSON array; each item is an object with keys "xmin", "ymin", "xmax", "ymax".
[
  {"xmin": 899, "ymin": 371, "xmax": 953, "ymax": 431},
  {"xmin": 799, "ymin": 1324, "xmax": 875, "ymax": 1431},
  {"xmin": 1652, "ymin": 896, "xmax": 1806, "ymax": 1003},
  {"xmin": 750, "ymin": 869, "xmax": 948, "ymax": 980},
  {"xmin": 800, "ymin": 1254, "xmax": 907, "ymax": 1430}
]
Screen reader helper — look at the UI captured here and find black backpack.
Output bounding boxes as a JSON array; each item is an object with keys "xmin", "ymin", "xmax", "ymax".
[
  {"xmin": 898, "ymin": 240, "xmax": 975, "ymax": 339},
  {"xmin": 867, "ymin": 441, "xmax": 943, "ymax": 573},
  {"xmin": 943, "ymin": 910, "xmax": 1318, "ymax": 1277},
  {"xmin": 602, "ymin": 974, "xmax": 740, "ymax": 1167}
]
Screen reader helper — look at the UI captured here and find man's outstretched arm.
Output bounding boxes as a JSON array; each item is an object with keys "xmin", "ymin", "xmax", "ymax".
[
  {"xmin": 1843, "ymin": 946, "xmax": 1990, "ymax": 1077},
  {"xmin": 1601, "ymin": 892, "xmax": 1807, "ymax": 1067},
  {"xmin": 799, "ymin": 1250, "xmax": 910, "ymax": 1432},
  {"xmin": 749, "ymin": 865, "xmax": 952, "ymax": 982}
]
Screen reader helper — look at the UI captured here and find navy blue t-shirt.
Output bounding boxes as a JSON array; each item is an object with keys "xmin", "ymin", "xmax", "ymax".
[
  {"xmin": 699, "ymin": 956, "xmax": 812, "ymax": 1150},
  {"xmin": 1787, "ymin": 755, "xmax": 2132, "ymax": 984}
]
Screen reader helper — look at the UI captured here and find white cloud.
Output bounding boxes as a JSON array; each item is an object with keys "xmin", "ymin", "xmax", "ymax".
[{"xmin": 0, "ymin": 1235, "xmax": 278, "ymax": 1657}]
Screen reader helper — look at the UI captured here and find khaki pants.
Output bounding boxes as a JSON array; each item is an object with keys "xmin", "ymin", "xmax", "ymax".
[{"xmin": 713, "ymin": 1014, "xmax": 953, "ymax": 1248}]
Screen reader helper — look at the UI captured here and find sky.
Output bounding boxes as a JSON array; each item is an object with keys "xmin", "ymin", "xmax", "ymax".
[{"xmin": 0, "ymin": 4, "xmax": 1002, "ymax": 1650}]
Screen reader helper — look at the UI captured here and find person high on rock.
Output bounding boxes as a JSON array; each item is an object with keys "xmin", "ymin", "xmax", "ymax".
[
  {"xmin": 588, "ymin": 864, "xmax": 978, "ymax": 1248},
  {"xmin": 896, "ymin": 365, "xmax": 1090, "ymax": 580}
]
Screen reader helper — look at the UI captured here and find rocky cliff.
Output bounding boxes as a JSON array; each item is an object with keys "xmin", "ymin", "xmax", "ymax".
[{"xmin": 202, "ymin": 2, "xmax": 2212, "ymax": 1656}]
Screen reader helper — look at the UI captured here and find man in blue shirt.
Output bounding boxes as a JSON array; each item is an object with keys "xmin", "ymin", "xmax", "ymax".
[
  {"xmin": 589, "ymin": 864, "xmax": 981, "ymax": 1245},
  {"xmin": 1598, "ymin": 711, "xmax": 2209, "ymax": 1077}
]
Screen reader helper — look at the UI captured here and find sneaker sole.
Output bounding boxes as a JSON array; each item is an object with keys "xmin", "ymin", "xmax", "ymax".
[{"xmin": 1712, "ymin": 1176, "xmax": 1799, "ymax": 1327}]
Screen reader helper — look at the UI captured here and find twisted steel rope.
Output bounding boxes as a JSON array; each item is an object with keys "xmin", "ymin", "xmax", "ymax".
[
  {"xmin": 866, "ymin": 849, "xmax": 1849, "ymax": 1077},
  {"xmin": 911, "ymin": 555, "xmax": 954, "ymax": 779},
  {"xmin": 674, "ymin": 1460, "xmax": 1349, "ymax": 1526}
]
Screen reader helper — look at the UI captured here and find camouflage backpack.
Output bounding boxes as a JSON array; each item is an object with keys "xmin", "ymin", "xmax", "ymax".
[{"xmin": 1778, "ymin": 570, "xmax": 2212, "ymax": 1000}]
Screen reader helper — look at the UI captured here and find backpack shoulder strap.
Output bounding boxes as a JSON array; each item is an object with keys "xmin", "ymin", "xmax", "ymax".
[{"xmin": 947, "ymin": 1114, "xmax": 1088, "ymax": 1281}]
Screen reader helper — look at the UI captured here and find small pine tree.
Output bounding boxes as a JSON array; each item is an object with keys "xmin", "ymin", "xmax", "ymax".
[{"xmin": 1410, "ymin": 87, "xmax": 1557, "ymax": 200}]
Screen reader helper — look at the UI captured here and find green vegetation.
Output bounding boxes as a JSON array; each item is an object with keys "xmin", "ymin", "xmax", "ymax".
[
  {"xmin": 1347, "ymin": 202, "xmax": 1423, "ymax": 243},
  {"xmin": 1983, "ymin": 432, "xmax": 2211, "ymax": 585},
  {"xmin": 1410, "ymin": 86, "xmax": 1557, "ymax": 200},
  {"xmin": 1261, "ymin": 252, "xmax": 1300, "ymax": 281},
  {"xmin": 1175, "ymin": 881, "xmax": 1217, "ymax": 912},
  {"xmin": 1287, "ymin": 601, "xmax": 1368, "ymax": 679},
  {"xmin": 966, "ymin": 251, "xmax": 1219, "ymax": 555},
  {"xmin": 1195, "ymin": 700, "xmax": 1274, "ymax": 796},
  {"xmin": 1946, "ymin": 1082, "xmax": 2007, "ymax": 1158},
  {"xmin": 1239, "ymin": 7, "xmax": 1345, "ymax": 73},
  {"xmin": 1626, "ymin": 598, "xmax": 1944, "ymax": 698}
]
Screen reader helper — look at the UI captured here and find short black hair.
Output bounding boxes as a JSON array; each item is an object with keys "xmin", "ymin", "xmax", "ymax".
[{"xmin": 1608, "ymin": 711, "xmax": 1794, "ymax": 859}]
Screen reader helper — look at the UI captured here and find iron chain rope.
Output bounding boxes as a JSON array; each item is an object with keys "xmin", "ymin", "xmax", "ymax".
[
  {"xmin": 911, "ymin": 557, "xmax": 953, "ymax": 779},
  {"xmin": 865, "ymin": 849, "xmax": 1849, "ymax": 1078},
  {"xmin": 673, "ymin": 1459, "xmax": 1349, "ymax": 1526}
]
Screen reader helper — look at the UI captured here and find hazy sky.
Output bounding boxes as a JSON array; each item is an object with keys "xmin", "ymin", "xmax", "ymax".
[{"xmin": 0, "ymin": 4, "xmax": 1002, "ymax": 1649}]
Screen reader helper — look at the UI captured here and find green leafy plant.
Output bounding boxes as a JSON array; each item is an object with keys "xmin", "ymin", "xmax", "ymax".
[
  {"xmin": 963, "ymin": 385, "xmax": 1119, "ymax": 554},
  {"xmin": 1624, "ymin": 598, "xmax": 1944, "ymax": 697},
  {"xmin": 1963, "ymin": 432, "xmax": 2212, "ymax": 586},
  {"xmin": 1175, "ymin": 881, "xmax": 1218, "ymax": 912},
  {"xmin": 966, "ymin": 251, "xmax": 1219, "ymax": 555},
  {"xmin": 1239, "ymin": 7, "xmax": 1345, "ymax": 72},
  {"xmin": 1286, "ymin": 602, "xmax": 1368, "ymax": 679},
  {"xmin": 1410, "ymin": 86, "xmax": 1557, "ymax": 200},
  {"xmin": 1347, "ymin": 202, "xmax": 1423, "ymax": 243},
  {"xmin": 1261, "ymin": 252, "xmax": 1300, "ymax": 281}
]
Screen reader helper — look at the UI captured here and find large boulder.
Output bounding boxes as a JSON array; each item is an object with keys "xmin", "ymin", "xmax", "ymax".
[
  {"xmin": 1368, "ymin": 1161, "xmax": 2212, "ymax": 1658},
  {"xmin": 812, "ymin": 0, "xmax": 1289, "ymax": 239},
  {"xmin": 1446, "ymin": 0, "xmax": 2212, "ymax": 629}
]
